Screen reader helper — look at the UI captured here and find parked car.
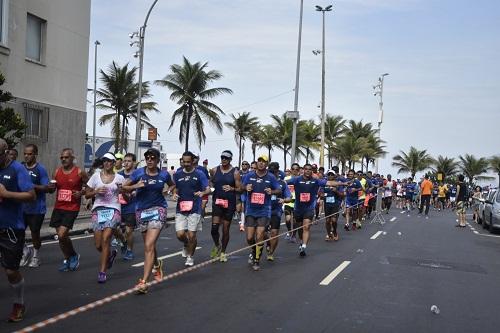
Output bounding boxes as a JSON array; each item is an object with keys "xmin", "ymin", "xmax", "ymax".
[
  {"xmin": 482, "ymin": 189, "xmax": 500, "ymax": 233},
  {"xmin": 478, "ymin": 189, "xmax": 493, "ymax": 224}
]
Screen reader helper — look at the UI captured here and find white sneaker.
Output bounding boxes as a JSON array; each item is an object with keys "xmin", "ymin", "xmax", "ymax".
[
  {"xmin": 28, "ymin": 256, "xmax": 41, "ymax": 267},
  {"xmin": 185, "ymin": 256, "xmax": 194, "ymax": 267},
  {"xmin": 20, "ymin": 246, "xmax": 33, "ymax": 267}
]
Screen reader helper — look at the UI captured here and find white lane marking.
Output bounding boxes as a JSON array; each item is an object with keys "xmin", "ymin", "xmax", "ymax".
[
  {"xmin": 473, "ymin": 231, "xmax": 479, "ymax": 234},
  {"xmin": 132, "ymin": 247, "xmax": 202, "ymax": 267},
  {"xmin": 472, "ymin": 231, "xmax": 500, "ymax": 238},
  {"xmin": 390, "ymin": 217, "xmax": 397, "ymax": 222},
  {"xmin": 400, "ymin": 211, "xmax": 405, "ymax": 214},
  {"xmin": 30, "ymin": 234, "xmax": 94, "ymax": 247},
  {"xmin": 370, "ymin": 231, "xmax": 383, "ymax": 240},
  {"xmin": 319, "ymin": 261, "xmax": 351, "ymax": 286}
]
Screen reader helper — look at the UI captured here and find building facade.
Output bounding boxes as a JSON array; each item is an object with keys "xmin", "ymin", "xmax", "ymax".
[{"xmin": 0, "ymin": 0, "xmax": 91, "ymax": 178}]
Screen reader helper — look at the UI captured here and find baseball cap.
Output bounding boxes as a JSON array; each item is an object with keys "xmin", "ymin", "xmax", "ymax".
[
  {"xmin": 221, "ymin": 150, "xmax": 233, "ymax": 159},
  {"xmin": 312, "ymin": 163, "xmax": 318, "ymax": 169},
  {"xmin": 327, "ymin": 169, "xmax": 336, "ymax": 175},
  {"xmin": 257, "ymin": 155, "xmax": 269, "ymax": 162},
  {"xmin": 114, "ymin": 153, "xmax": 124, "ymax": 160},
  {"xmin": 102, "ymin": 153, "xmax": 116, "ymax": 161}
]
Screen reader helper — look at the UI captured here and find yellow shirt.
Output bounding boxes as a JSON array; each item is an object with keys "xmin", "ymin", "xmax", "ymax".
[
  {"xmin": 358, "ymin": 178, "xmax": 367, "ymax": 199},
  {"xmin": 438, "ymin": 185, "xmax": 447, "ymax": 198}
]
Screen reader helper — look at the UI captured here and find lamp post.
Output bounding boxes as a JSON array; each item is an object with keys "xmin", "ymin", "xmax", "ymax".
[
  {"xmin": 373, "ymin": 73, "xmax": 389, "ymax": 173},
  {"xmin": 131, "ymin": 0, "xmax": 159, "ymax": 158},
  {"xmin": 290, "ymin": 0, "xmax": 304, "ymax": 165},
  {"xmin": 92, "ymin": 40, "xmax": 101, "ymax": 163},
  {"xmin": 315, "ymin": 4, "xmax": 332, "ymax": 168}
]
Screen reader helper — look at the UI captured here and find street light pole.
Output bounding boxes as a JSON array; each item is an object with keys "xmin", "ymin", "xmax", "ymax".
[
  {"xmin": 373, "ymin": 73, "xmax": 389, "ymax": 174},
  {"xmin": 92, "ymin": 40, "xmax": 101, "ymax": 163},
  {"xmin": 315, "ymin": 4, "xmax": 332, "ymax": 168},
  {"xmin": 290, "ymin": 0, "xmax": 304, "ymax": 165},
  {"xmin": 133, "ymin": 0, "xmax": 159, "ymax": 158}
]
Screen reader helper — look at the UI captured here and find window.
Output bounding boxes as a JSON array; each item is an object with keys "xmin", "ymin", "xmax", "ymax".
[
  {"xmin": 23, "ymin": 103, "xmax": 49, "ymax": 141},
  {"xmin": 26, "ymin": 13, "xmax": 45, "ymax": 62},
  {"xmin": 0, "ymin": 0, "xmax": 8, "ymax": 46}
]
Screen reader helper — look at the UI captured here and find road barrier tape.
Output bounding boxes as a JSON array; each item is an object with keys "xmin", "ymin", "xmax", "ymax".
[{"xmin": 15, "ymin": 194, "xmax": 379, "ymax": 332}]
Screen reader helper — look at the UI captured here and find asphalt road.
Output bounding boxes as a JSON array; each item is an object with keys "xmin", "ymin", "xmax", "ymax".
[{"xmin": 2, "ymin": 208, "xmax": 500, "ymax": 333}]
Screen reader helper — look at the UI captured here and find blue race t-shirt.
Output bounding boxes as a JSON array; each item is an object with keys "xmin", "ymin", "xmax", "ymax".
[
  {"xmin": 287, "ymin": 176, "xmax": 326, "ymax": 214},
  {"xmin": 242, "ymin": 171, "xmax": 279, "ymax": 218},
  {"xmin": 345, "ymin": 179, "xmax": 362, "ymax": 204},
  {"xmin": 130, "ymin": 167, "xmax": 171, "ymax": 210},
  {"xmin": 406, "ymin": 183, "xmax": 416, "ymax": 196},
  {"xmin": 271, "ymin": 179, "xmax": 291, "ymax": 217},
  {"xmin": 1, "ymin": 161, "xmax": 34, "ymax": 229},
  {"xmin": 173, "ymin": 169, "xmax": 208, "ymax": 214},
  {"xmin": 119, "ymin": 170, "xmax": 137, "ymax": 215},
  {"xmin": 23, "ymin": 162, "xmax": 49, "ymax": 214}
]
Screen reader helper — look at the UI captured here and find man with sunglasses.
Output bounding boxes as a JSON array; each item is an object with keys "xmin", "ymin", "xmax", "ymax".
[
  {"xmin": 209, "ymin": 150, "xmax": 241, "ymax": 262},
  {"xmin": 0, "ymin": 138, "xmax": 36, "ymax": 322},
  {"xmin": 50, "ymin": 148, "xmax": 89, "ymax": 272},
  {"xmin": 286, "ymin": 163, "xmax": 327, "ymax": 257},
  {"xmin": 241, "ymin": 155, "xmax": 280, "ymax": 271}
]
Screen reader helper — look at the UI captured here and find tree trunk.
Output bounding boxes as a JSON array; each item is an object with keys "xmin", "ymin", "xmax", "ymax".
[
  {"xmin": 120, "ymin": 114, "xmax": 127, "ymax": 153},
  {"xmin": 306, "ymin": 148, "xmax": 310, "ymax": 164},
  {"xmin": 184, "ymin": 105, "xmax": 193, "ymax": 152},
  {"xmin": 268, "ymin": 146, "xmax": 272, "ymax": 161},
  {"xmin": 114, "ymin": 109, "xmax": 121, "ymax": 153},
  {"xmin": 283, "ymin": 148, "xmax": 287, "ymax": 171},
  {"xmin": 252, "ymin": 143, "xmax": 256, "ymax": 162},
  {"xmin": 238, "ymin": 135, "xmax": 242, "ymax": 168}
]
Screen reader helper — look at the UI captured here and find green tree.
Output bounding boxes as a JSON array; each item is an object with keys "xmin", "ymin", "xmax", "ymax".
[
  {"xmin": 259, "ymin": 124, "xmax": 277, "ymax": 161},
  {"xmin": 332, "ymin": 134, "xmax": 368, "ymax": 172},
  {"xmin": 488, "ymin": 155, "xmax": 500, "ymax": 187},
  {"xmin": 431, "ymin": 155, "xmax": 459, "ymax": 180},
  {"xmin": 224, "ymin": 112, "xmax": 259, "ymax": 167},
  {"xmin": 97, "ymin": 61, "xmax": 158, "ymax": 153},
  {"xmin": 0, "ymin": 70, "xmax": 26, "ymax": 148},
  {"xmin": 298, "ymin": 119, "xmax": 320, "ymax": 164},
  {"xmin": 248, "ymin": 124, "xmax": 263, "ymax": 162},
  {"xmin": 324, "ymin": 114, "xmax": 346, "ymax": 168},
  {"xmin": 271, "ymin": 113, "xmax": 295, "ymax": 170},
  {"xmin": 361, "ymin": 133, "xmax": 386, "ymax": 172},
  {"xmin": 392, "ymin": 146, "xmax": 434, "ymax": 178},
  {"xmin": 155, "ymin": 57, "xmax": 232, "ymax": 151},
  {"xmin": 458, "ymin": 154, "xmax": 490, "ymax": 184}
]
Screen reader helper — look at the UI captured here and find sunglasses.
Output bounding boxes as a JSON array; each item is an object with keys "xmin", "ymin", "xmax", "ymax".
[
  {"xmin": 242, "ymin": 163, "xmax": 249, "ymax": 166},
  {"xmin": 221, "ymin": 156, "xmax": 231, "ymax": 160},
  {"xmin": 145, "ymin": 155, "xmax": 157, "ymax": 161},
  {"xmin": 102, "ymin": 158, "xmax": 114, "ymax": 163}
]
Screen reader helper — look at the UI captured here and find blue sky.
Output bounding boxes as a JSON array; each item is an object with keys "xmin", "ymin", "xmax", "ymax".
[{"xmin": 87, "ymin": 0, "xmax": 500, "ymax": 180}]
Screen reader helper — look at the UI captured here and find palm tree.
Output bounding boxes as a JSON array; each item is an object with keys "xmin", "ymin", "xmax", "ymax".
[
  {"xmin": 324, "ymin": 114, "xmax": 346, "ymax": 168},
  {"xmin": 298, "ymin": 119, "xmax": 320, "ymax": 164},
  {"xmin": 488, "ymin": 155, "xmax": 500, "ymax": 187},
  {"xmin": 155, "ymin": 56, "xmax": 232, "ymax": 151},
  {"xmin": 392, "ymin": 146, "xmax": 434, "ymax": 178},
  {"xmin": 346, "ymin": 119, "xmax": 375, "ymax": 139},
  {"xmin": 332, "ymin": 134, "xmax": 368, "ymax": 172},
  {"xmin": 361, "ymin": 133, "xmax": 386, "ymax": 172},
  {"xmin": 431, "ymin": 155, "xmax": 459, "ymax": 180},
  {"xmin": 97, "ymin": 61, "xmax": 158, "ymax": 153},
  {"xmin": 271, "ymin": 113, "xmax": 295, "ymax": 170},
  {"xmin": 259, "ymin": 124, "xmax": 277, "ymax": 161},
  {"xmin": 458, "ymin": 154, "xmax": 490, "ymax": 184},
  {"xmin": 248, "ymin": 125, "xmax": 264, "ymax": 162},
  {"xmin": 224, "ymin": 112, "xmax": 259, "ymax": 167}
]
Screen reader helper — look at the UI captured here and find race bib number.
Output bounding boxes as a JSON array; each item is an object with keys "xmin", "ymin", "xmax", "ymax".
[
  {"xmin": 271, "ymin": 195, "xmax": 277, "ymax": 201},
  {"xmin": 299, "ymin": 193, "xmax": 311, "ymax": 203},
  {"xmin": 57, "ymin": 189, "xmax": 73, "ymax": 202},
  {"xmin": 140, "ymin": 208, "xmax": 160, "ymax": 221},
  {"xmin": 251, "ymin": 192, "xmax": 265, "ymax": 205},
  {"xmin": 97, "ymin": 209, "xmax": 114, "ymax": 224},
  {"xmin": 179, "ymin": 201, "xmax": 193, "ymax": 212},
  {"xmin": 215, "ymin": 198, "xmax": 229, "ymax": 208},
  {"xmin": 118, "ymin": 194, "xmax": 127, "ymax": 205},
  {"xmin": 325, "ymin": 196, "xmax": 335, "ymax": 204}
]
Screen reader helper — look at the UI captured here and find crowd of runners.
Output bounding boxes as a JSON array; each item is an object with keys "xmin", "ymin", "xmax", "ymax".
[{"xmin": 0, "ymin": 137, "xmax": 477, "ymax": 322}]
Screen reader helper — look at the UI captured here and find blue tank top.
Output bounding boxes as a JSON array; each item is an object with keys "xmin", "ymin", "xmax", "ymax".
[{"xmin": 212, "ymin": 166, "xmax": 237, "ymax": 209}]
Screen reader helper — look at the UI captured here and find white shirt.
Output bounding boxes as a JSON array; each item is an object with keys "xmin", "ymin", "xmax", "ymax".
[{"xmin": 87, "ymin": 172, "xmax": 125, "ymax": 211}]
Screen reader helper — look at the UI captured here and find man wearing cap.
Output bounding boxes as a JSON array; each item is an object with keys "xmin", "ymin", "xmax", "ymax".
[
  {"xmin": 114, "ymin": 153, "xmax": 124, "ymax": 173},
  {"xmin": 286, "ymin": 163, "xmax": 327, "ymax": 257},
  {"xmin": 50, "ymin": 148, "xmax": 89, "ymax": 272},
  {"xmin": 0, "ymin": 138, "xmax": 36, "ymax": 322},
  {"xmin": 241, "ymin": 155, "xmax": 280, "ymax": 271},
  {"xmin": 209, "ymin": 150, "xmax": 241, "ymax": 262},
  {"xmin": 172, "ymin": 151, "xmax": 211, "ymax": 267}
]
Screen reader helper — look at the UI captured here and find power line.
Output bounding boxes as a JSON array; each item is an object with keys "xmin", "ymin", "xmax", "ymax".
[{"xmin": 224, "ymin": 89, "xmax": 294, "ymax": 112}]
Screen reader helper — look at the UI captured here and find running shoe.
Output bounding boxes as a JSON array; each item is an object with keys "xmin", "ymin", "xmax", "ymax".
[
  {"xmin": 107, "ymin": 249, "xmax": 118, "ymax": 269},
  {"xmin": 325, "ymin": 233, "xmax": 333, "ymax": 241},
  {"xmin": 120, "ymin": 241, "xmax": 128, "ymax": 256},
  {"xmin": 111, "ymin": 238, "xmax": 120, "ymax": 247},
  {"xmin": 123, "ymin": 250, "xmax": 134, "ymax": 261},
  {"xmin": 28, "ymin": 256, "xmax": 41, "ymax": 268},
  {"xmin": 20, "ymin": 246, "xmax": 33, "ymax": 267},
  {"xmin": 285, "ymin": 233, "xmax": 291, "ymax": 241},
  {"xmin": 185, "ymin": 256, "xmax": 194, "ymax": 267},
  {"xmin": 219, "ymin": 252, "xmax": 228, "ymax": 263},
  {"xmin": 248, "ymin": 253, "xmax": 254, "ymax": 264},
  {"xmin": 135, "ymin": 279, "xmax": 148, "ymax": 294},
  {"xmin": 333, "ymin": 234, "xmax": 339, "ymax": 241},
  {"xmin": 210, "ymin": 245, "xmax": 221, "ymax": 259},
  {"xmin": 58, "ymin": 259, "xmax": 70, "ymax": 272},
  {"xmin": 290, "ymin": 236, "xmax": 297, "ymax": 243},
  {"xmin": 252, "ymin": 260, "xmax": 260, "ymax": 271},
  {"xmin": 97, "ymin": 271, "xmax": 107, "ymax": 284},
  {"xmin": 239, "ymin": 223, "xmax": 245, "ymax": 232},
  {"xmin": 7, "ymin": 303, "xmax": 25, "ymax": 322},
  {"xmin": 267, "ymin": 254, "xmax": 274, "ymax": 262},
  {"xmin": 153, "ymin": 259, "xmax": 163, "ymax": 282},
  {"xmin": 68, "ymin": 253, "xmax": 80, "ymax": 271},
  {"xmin": 299, "ymin": 245, "xmax": 306, "ymax": 257},
  {"xmin": 344, "ymin": 224, "xmax": 350, "ymax": 231}
]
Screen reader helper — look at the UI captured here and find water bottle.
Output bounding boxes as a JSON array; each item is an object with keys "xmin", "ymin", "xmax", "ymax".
[{"xmin": 430, "ymin": 305, "xmax": 440, "ymax": 314}]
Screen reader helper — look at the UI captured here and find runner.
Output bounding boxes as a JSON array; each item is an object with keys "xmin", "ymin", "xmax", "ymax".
[
  {"xmin": 50, "ymin": 148, "xmax": 88, "ymax": 272},
  {"xmin": 418, "ymin": 174, "xmax": 433, "ymax": 219},
  {"xmin": 172, "ymin": 151, "xmax": 210, "ymax": 267},
  {"xmin": 449, "ymin": 184, "xmax": 457, "ymax": 209},
  {"xmin": 193, "ymin": 153, "xmax": 210, "ymax": 221},
  {"xmin": 8, "ymin": 148, "xmax": 18, "ymax": 161},
  {"xmin": 404, "ymin": 177, "xmax": 416, "ymax": 215},
  {"xmin": 0, "ymin": 138, "xmax": 36, "ymax": 322},
  {"xmin": 113, "ymin": 153, "xmax": 124, "ymax": 173},
  {"xmin": 267, "ymin": 162, "xmax": 291, "ymax": 260},
  {"xmin": 241, "ymin": 155, "xmax": 280, "ymax": 270},
  {"xmin": 118, "ymin": 153, "xmax": 137, "ymax": 260},
  {"xmin": 323, "ymin": 170, "xmax": 345, "ymax": 241},
  {"xmin": 122, "ymin": 148, "xmax": 174, "ymax": 294},
  {"xmin": 286, "ymin": 163, "xmax": 326, "ymax": 257},
  {"xmin": 284, "ymin": 163, "xmax": 300, "ymax": 242},
  {"xmin": 344, "ymin": 169, "xmax": 362, "ymax": 231},
  {"xmin": 437, "ymin": 182, "xmax": 447, "ymax": 211},
  {"xmin": 20, "ymin": 144, "xmax": 52, "ymax": 267},
  {"xmin": 209, "ymin": 150, "xmax": 241, "ymax": 262},
  {"xmin": 85, "ymin": 153, "xmax": 124, "ymax": 283},
  {"xmin": 455, "ymin": 175, "xmax": 467, "ymax": 228},
  {"xmin": 238, "ymin": 160, "xmax": 251, "ymax": 232},
  {"xmin": 383, "ymin": 174, "xmax": 394, "ymax": 214}
]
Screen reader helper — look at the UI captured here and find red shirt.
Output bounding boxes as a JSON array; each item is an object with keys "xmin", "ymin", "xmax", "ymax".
[{"xmin": 54, "ymin": 166, "xmax": 83, "ymax": 211}]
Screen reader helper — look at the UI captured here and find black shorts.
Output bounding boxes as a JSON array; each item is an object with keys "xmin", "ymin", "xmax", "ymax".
[
  {"xmin": 245, "ymin": 216, "xmax": 269, "ymax": 228},
  {"xmin": 324, "ymin": 204, "xmax": 341, "ymax": 217},
  {"xmin": 284, "ymin": 205, "xmax": 293, "ymax": 216},
  {"xmin": 212, "ymin": 204, "xmax": 235, "ymax": 222},
  {"xmin": 295, "ymin": 210, "xmax": 315, "ymax": 224},
  {"xmin": 0, "ymin": 228, "xmax": 25, "ymax": 270},
  {"xmin": 269, "ymin": 215, "xmax": 281, "ymax": 230},
  {"xmin": 24, "ymin": 214, "xmax": 45, "ymax": 232},
  {"xmin": 121, "ymin": 213, "xmax": 137, "ymax": 227},
  {"xmin": 49, "ymin": 209, "xmax": 79, "ymax": 229}
]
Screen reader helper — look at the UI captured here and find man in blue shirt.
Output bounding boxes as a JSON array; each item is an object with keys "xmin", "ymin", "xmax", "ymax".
[
  {"xmin": 118, "ymin": 153, "xmax": 138, "ymax": 260},
  {"xmin": 344, "ymin": 169, "xmax": 363, "ymax": 231},
  {"xmin": 241, "ymin": 155, "xmax": 280, "ymax": 271},
  {"xmin": 172, "ymin": 151, "xmax": 210, "ymax": 267},
  {"xmin": 21, "ymin": 144, "xmax": 52, "ymax": 268},
  {"xmin": 0, "ymin": 138, "xmax": 36, "ymax": 322}
]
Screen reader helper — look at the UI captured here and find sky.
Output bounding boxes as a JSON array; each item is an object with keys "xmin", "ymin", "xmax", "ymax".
[{"xmin": 86, "ymin": 0, "xmax": 500, "ymax": 181}]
